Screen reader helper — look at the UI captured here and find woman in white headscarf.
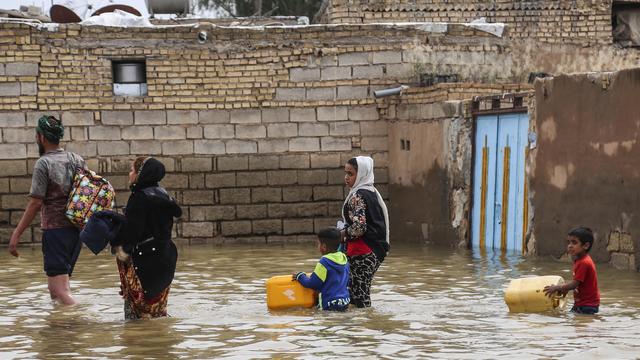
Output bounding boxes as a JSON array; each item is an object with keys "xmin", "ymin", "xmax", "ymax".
[{"xmin": 341, "ymin": 156, "xmax": 389, "ymax": 308}]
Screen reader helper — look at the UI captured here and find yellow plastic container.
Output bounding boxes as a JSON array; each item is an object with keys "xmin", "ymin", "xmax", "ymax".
[
  {"xmin": 266, "ymin": 275, "xmax": 317, "ymax": 310},
  {"xmin": 504, "ymin": 275, "xmax": 567, "ymax": 313}
]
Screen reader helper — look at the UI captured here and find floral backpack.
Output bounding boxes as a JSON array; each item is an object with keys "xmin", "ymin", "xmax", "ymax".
[{"xmin": 65, "ymin": 157, "xmax": 116, "ymax": 228}]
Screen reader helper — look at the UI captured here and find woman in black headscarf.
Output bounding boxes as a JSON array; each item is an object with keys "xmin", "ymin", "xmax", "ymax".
[{"xmin": 113, "ymin": 156, "xmax": 182, "ymax": 319}]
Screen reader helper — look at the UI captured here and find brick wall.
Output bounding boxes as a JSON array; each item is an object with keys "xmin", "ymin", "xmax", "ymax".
[
  {"xmin": 0, "ymin": 22, "xmax": 518, "ymax": 246},
  {"xmin": 0, "ymin": 23, "xmax": 405, "ymax": 245},
  {"xmin": 328, "ymin": 0, "xmax": 614, "ymax": 45},
  {"xmin": 1, "ymin": 19, "xmax": 638, "ymax": 247}
]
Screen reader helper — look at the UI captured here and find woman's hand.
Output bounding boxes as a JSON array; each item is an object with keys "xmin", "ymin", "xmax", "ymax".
[{"xmin": 114, "ymin": 246, "xmax": 130, "ymax": 262}]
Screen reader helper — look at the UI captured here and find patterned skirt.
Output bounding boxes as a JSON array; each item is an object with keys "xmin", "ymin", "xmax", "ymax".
[{"xmin": 117, "ymin": 257, "xmax": 170, "ymax": 320}]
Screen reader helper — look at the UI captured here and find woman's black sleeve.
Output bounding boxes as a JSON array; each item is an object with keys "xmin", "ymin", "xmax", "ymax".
[{"xmin": 115, "ymin": 192, "xmax": 147, "ymax": 249}]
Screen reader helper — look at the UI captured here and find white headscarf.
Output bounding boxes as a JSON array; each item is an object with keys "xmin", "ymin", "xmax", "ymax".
[{"xmin": 341, "ymin": 156, "xmax": 390, "ymax": 245}]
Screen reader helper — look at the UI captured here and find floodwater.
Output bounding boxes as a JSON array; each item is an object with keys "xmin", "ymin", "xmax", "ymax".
[{"xmin": 1, "ymin": 243, "xmax": 640, "ymax": 359}]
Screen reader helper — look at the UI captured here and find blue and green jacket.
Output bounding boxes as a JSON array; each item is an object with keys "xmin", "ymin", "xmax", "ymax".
[{"xmin": 296, "ymin": 252, "xmax": 350, "ymax": 310}]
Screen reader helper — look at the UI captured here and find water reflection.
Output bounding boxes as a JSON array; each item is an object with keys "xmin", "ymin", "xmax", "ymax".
[{"xmin": 1, "ymin": 243, "xmax": 640, "ymax": 359}]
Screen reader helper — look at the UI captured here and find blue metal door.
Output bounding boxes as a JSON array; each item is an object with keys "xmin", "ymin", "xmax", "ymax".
[{"xmin": 471, "ymin": 113, "xmax": 528, "ymax": 253}]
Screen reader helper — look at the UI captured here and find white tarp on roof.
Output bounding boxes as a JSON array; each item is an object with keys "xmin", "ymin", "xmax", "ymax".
[
  {"xmin": 52, "ymin": 0, "xmax": 149, "ymax": 19},
  {"xmin": 81, "ymin": 8, "xmax": 152, "ymax": 26}
]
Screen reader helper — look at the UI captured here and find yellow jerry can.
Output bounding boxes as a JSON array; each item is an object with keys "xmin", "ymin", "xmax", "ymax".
[
  {"xmin": 504, "ymin": 275, "xmax": 568, "ymax": 313},
  {"xmin": 266, "ymin": 275, "xmax": 317, "ymax": 310}
]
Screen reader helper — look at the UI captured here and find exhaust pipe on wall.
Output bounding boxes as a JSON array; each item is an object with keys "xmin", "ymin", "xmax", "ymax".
[{"xmin": 373, "ymin": 85, "xmax": 409, "ymax": 98}]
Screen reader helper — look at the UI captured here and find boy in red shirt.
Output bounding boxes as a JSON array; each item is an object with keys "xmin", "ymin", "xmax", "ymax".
[{"xmin": 544, "ymin": 227, "xmax": 600, "ymax": 314}]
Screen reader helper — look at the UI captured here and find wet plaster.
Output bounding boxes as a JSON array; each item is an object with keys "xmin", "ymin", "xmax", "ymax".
[
  {"xmin": 388, "ymin": 111, "xmax": 472, "ymax": 247},
  {"xmin": 531, "ymin": 68, "xmax": 640, "ymax": 266}
]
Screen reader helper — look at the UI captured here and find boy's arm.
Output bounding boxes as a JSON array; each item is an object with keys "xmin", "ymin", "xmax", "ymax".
[
  {"xmin": 545, "ymin": 257, "xmax": 593, "ymax": 297},
  {"xmin": 544, "ymin": 280, "xmax": 579, "ymax": 297},
  {"xmin": 294, "ymin": 262, "xmax": 326, "ymax": 291}
]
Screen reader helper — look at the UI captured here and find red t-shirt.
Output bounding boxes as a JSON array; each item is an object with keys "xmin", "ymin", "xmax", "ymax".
[{"xmin": 572, "ymin": 254, "xmax": 600, "ymax": 307}]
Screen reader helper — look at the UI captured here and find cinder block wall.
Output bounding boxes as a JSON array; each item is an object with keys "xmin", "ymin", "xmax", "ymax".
[
  {"xmin": 0, "ymin": 23, "xmax": 407, "ymax": 245},
  {"xmin": 1, "ymin": 19, "xmax": 638, "ymax": 247},
  {"xmin": 328, "ymin": 0, "xmax": 614, "ymax": 46},
  {"xmin": 0, "ymin": 22, "xmax": 528, "ymax": 246}
]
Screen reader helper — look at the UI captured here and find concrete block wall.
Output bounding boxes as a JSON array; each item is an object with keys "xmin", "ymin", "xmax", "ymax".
[
  {"xmin": 0, "ymin": 98, "xmax": 393, "ymax": 242},
  {"xmin": 1, "ymin": 20, "xmax": 638, "ymax": 247},
  {"xmin": 0, "ymin": 23, "xmax": 401, "ymax": 246},
  {"xmin": 0, "ymin": 108, "xmax": 390, "ymax": 245},
  {"xmin": 327, "ymin": 0, "xmax": 614, "ymax": 46}
]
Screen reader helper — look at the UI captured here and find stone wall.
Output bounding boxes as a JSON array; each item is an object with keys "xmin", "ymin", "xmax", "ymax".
[
  {"xmin": 531, "ymin": 68, "xmax": 640, "ymax": 270},
  {"xmin": 327, "ymin": 0, "xmax": 614, "ymax": 45},
  {"xmin": 607, "ymin": 231, "xmax": 636, "ymax": 271}
]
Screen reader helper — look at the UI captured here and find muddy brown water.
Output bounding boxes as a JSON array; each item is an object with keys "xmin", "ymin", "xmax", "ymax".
[{"xmin": 1, "ymin": 243, "xmax": 640, "ymax": 359}]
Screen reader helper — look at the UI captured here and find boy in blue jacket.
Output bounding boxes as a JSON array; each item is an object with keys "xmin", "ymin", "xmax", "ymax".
[{"xmin": 293, "ymin": 227, "xmax": 350, "ymax": 311}]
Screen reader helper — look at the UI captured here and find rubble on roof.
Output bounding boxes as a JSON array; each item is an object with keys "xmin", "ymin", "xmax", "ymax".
[{"xmin": 0, "ymin": 6, "xmax": 50, "ymax": 22}]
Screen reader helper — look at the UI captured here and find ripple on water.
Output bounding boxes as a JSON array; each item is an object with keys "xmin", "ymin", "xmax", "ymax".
[{"xmin": 1, "ymin": 244, "xmax": 640, "ymax": 359}]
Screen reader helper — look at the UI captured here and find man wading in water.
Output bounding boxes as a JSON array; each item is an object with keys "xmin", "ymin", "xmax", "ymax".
[{"xmin": 9, "ymin": 115, "xmax": 85, "ymax": 305}]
